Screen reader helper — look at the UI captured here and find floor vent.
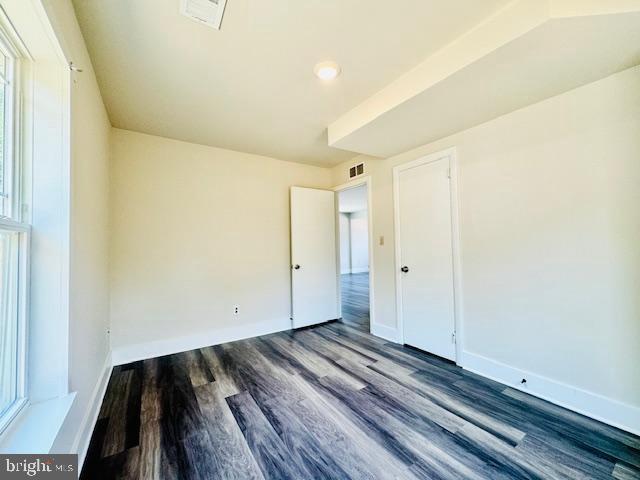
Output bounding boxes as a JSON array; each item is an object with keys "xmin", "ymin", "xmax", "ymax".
[
  {"xmin": 349, "ymin": 162, "xmax": 365, "ymax": 179},
  {"xmin": 180, "ymin": 0, "xmax": 227, "ymax": 30}
]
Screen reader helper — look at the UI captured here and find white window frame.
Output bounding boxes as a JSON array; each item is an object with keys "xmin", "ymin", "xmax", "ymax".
[
  {"xmin": 0, "ymin": 26, "xmax": 21, "ymax": 222},
  {"xmin": 0, "ymin": 14, "xmax": 30, "ymax": 435},
  {"xmin": 0, "ymin": 219, "xmax": 29, "ymax": 434}
]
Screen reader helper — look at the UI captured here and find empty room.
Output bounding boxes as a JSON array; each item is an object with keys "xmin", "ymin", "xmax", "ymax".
[{"xmin": 0, "ymin": 0, "xmax": 638, "ymax": 478}]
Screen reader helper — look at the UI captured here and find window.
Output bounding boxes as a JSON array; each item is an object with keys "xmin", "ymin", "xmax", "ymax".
[{"xmin": 0, "ymin": 22, "xmax": 28, "ymax": 434}]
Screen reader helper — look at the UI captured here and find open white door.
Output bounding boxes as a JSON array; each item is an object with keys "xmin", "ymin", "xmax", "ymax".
[{"xmin": 290, "ymin": 186, "xmax": 339, "ymax": 328}]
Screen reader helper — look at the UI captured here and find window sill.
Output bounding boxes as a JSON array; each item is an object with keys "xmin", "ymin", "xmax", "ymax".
[{"xmin": 0, "ymin": 393, "xmax": 76, "ymax": 453}]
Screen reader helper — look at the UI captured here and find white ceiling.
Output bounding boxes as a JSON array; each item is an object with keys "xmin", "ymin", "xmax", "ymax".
[
  {"xmin": 71, "ymin": 0, "xmax": 511, "ymax": 166},
  {"xmin": 339, "ymin": 185, "xmax": 367, "ymax": 213},
  {"xmin": 329, "ymin": 1, "xmax": 640, "ymax": 158}
]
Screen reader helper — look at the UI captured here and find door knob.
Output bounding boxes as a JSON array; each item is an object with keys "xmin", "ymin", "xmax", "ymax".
[
  {"xmin": 293, "ymin": 264, "xmax": 301, "ymax": 270},
  {"xmin": 400, "ymin": 266, "xmax": 409, "ymax": 273}
]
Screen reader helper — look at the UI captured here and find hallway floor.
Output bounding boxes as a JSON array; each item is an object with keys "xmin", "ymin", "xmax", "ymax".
[{"xmin": 340, "ymin": 272, "xmax": 369, "ymax": 333}]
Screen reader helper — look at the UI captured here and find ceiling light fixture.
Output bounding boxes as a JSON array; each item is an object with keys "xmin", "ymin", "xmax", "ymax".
[{"xmin": 314, "ymin": 61, "xmax": 341, "ymax": 81}]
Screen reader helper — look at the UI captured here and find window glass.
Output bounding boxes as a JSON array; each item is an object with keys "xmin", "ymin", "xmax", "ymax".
[
  {"xmin": 0, "ymin": 29, "xmax": 27, "ymax": 434},
  {"xmin": 0, "ymin": 230, "xmax": 18, "ymax": 416},
  {"xmin": 0, "ymin": 53, "xmax": 6, "ymax": 210}
]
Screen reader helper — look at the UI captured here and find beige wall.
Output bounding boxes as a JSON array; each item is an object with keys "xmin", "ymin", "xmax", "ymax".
[
  {"xmin": 332, "ymin": 66, "xmax": 640, "ymax": 408},
  {"xmin": 110, "ymin": 130, "xmax": 332, "ymax": 353},
  {"xmin": 43, "ymin": 0, "xmax": 112, "ymax": 453}
]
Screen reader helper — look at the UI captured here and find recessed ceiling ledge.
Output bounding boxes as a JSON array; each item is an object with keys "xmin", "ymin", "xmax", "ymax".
[{"xmin": 328, "ymin": 0, "xmax": 640, "ymax": 158}]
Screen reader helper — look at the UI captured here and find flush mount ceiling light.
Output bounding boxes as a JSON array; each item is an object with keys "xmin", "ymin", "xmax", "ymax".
[{"xmin": 314, "ymin": 61, "xmax": 341, "ymax": 81}]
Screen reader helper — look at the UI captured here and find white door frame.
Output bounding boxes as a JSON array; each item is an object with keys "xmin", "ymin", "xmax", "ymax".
[
  {"xmin": 393, "ymin": 147, "xmax": 464, "ymax": 362},
  {"xmin": 333, "ymin": 176, "xmax": 375, "ymax": 333}
]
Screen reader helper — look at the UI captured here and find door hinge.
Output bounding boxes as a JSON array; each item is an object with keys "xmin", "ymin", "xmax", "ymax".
[
  {"xmin": 451, "ymin": 332, "xmax": 456, "ymax": 344},
  {"xmin": 447, "ymin": 167, "xmax": 451, "ymax": 179}
]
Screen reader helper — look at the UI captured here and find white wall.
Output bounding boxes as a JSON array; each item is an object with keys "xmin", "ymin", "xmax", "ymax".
[
  {"xmin": 331, "ymin": 66, "xmax": 640, "ymax": 428},
  {"xmin": 110, "ymin": 129, "xmax": 332, "ymax": 360},
  {"xmin": 349, "ymin": 210, "xmax": 369, "ymax": 273},
  {"xmin": 339, "ymin": 213, "xmax": 351, "ymax": 274},
  {"xmin": 42, "ymin": 0, "xmax": 112, "ymax": 455},
  {"xmin": 339, "ymin": 210, "xmax": 369, "ymax": 275}
]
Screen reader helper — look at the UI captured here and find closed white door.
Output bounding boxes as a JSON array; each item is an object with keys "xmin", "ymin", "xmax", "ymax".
[
  {"xmin": 396, "ymin": 156, "xmax": 456, "ymax": 360},
  {"xmin": 290, "ymin": 186, "xmax": 339, "ymax": 328}
]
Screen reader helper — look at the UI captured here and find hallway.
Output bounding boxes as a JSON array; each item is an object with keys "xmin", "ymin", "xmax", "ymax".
[{"xmin": 340, "ymin": 273, "xmax": 369, "ymax": 332}]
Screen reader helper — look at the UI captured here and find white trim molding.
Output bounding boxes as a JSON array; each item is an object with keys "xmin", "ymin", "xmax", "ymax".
[
  {"xmin": 112, "ymin": 318, "xmax": 292, "ymax": 366},
  {"xmin": 350, "ymin": 267, "xmax": 369, "ymax": 274},
  {"xmin": 370, "ymin": 323, "xmax": 399, "ymax": 343},
  {"xmin": 74, "ymin": 352, "xmax": 113, "ymax": 469},
  {"xmin": 461, "ymin": 350, "xmax": 640, "ymax": 436},
  {"xmin": 0, "ymin": 393, "xmax": 75, "ymax": 454}
]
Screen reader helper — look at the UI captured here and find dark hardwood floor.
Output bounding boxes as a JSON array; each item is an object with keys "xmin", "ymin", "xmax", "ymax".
[
  {"xmin": 82, "ymin": 317, "xmax": 640, "ymax": 479},
  {"xmin": 340, "ymin": 272, "xmax": 369, "ymax": 332}
]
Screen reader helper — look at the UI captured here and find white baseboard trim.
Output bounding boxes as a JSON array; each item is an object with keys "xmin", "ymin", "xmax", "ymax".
[
  {"xmin": 112, "ymin": 318, "xmax": 292, "ymax": 366},
  {"xmin": 460, "ymin": 350, "xmax": 640, "ymax": 436},
  {"xmin": 73, "ymin": 352, "xmax": 113, "ymax": 469},
  {"xmin": 370, "ymin": 322, "xmax": 399, "ymax": 343},
  {"xmin": 350, "ymin": 267, "xmax": 369, "ymax": 274},
  {"xmin": 340, "ymin": 268, "xmax": 369, "ymax": 275}
]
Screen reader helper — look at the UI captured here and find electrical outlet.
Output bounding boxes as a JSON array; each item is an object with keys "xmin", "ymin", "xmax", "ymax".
[{"xmin": 233, "ymin": 305, "xmax": 239, "ymax": 315}]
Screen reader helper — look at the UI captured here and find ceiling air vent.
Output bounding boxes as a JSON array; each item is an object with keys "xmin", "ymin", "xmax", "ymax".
[
  {"xmin": 180, "ymin": 0, "xmax": 227, "ymax": 30},
  {"xmin": 349, "ymin": 162, "xmax": 365, "ymax": 179}
]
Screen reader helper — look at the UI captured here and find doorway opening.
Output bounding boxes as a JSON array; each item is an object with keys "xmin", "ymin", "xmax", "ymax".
[{"xmin": 336, "ymin": 182, "xmax": 371, "ymax": 333}]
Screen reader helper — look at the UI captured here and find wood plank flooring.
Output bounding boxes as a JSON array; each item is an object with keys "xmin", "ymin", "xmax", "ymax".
[
  {"xmin": 340, "ymin": 273, "xmax": 370, "ymax": 332},
  {"xmin": 82, "ymin": 320, "xmax": 640, "ymax": 479}
]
